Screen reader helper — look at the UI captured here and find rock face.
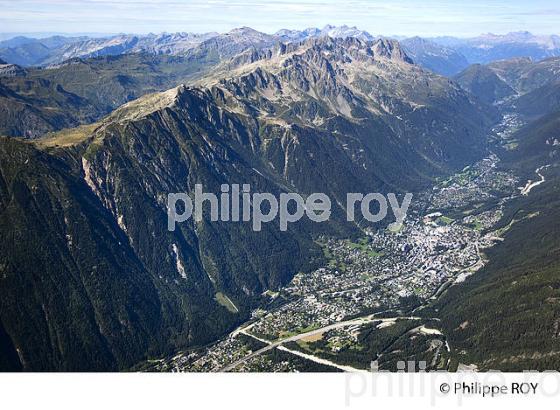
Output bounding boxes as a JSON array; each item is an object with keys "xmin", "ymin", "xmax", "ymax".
[
  {"xmin": 0, "ymin": 37, "xmax": 496, "ymax": 371},
  {"xmin": 0, "ymin": 61, "xmax": 27, "ymax": 77}
]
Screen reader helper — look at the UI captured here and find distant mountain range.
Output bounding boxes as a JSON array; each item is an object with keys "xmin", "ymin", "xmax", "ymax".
[
  {"xmin": 431, "ymin": 31, "xmax": 560, "ymax": 64},
  {"xmin": 0, "ymin": 32, "xmax": 216, "ymax": 66},
  {"xmin": 3, "ymin": 25, "xmax": 559, "ymax": 140},
  {"xmin": 275, "ymin": 24, "xmax": 375, "ymax": 42},
  {"xmin": 2, "ymin": 27, "xmax": 559, "ymax": 76}
]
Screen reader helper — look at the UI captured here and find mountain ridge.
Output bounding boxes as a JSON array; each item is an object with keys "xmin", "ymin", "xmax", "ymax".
[{"xmin": 0, "ymin": 36, "xmax": 497, "ymax": 370}]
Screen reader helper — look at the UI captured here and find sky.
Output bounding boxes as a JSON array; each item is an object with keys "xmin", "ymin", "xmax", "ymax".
[{"xmin": 1, "ymin": 0, "xmax": 559, "ymax": 38}]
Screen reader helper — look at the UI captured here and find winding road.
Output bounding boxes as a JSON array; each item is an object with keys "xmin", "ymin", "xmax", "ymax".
[{"xmin": 520, "ymin": 165, "xmax": 549, "ymax": 195}]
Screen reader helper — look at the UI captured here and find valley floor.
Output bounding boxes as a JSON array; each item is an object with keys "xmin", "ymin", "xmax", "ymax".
[{"xmin": 141, "ymin": 112, "xmax": 552, "ymax": 373}]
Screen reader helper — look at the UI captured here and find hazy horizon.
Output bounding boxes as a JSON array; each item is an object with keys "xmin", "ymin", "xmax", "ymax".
[
  {"xmin": 1, "ymin": 0, "xmax": 559, "ymax": 38},
  {"xmin": 0, "ymin": 27, "xmax": 558, "ymax": 43}
]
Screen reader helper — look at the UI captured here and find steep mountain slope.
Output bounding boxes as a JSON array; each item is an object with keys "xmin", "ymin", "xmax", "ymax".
[
  {"xmin": 437, "ymin": 110, "xmax": 560, "ymax": 371},
  {"xmin": 453, "ymin": 64, "xmax": 516, "ymax": 104},
  {"xmin": 0, "ymin": 52, "xmax": 224, "ymax": 138},
  {"xmin": 502, "ymin": 110, "xmax": 560, "ymax": 172},
  {"xmin": 0, "ymin": 133, "xmax": 257, "ymax": 371},
  {"xmin": 35, "ymin": 53, "xmax": 219, "ymax": 113},
  {"xmin": 401, "ymin": 37, "xmax": 469, "ymax": 76},
  {"xmin": 0, "ymin": 77, "xmax": 101, "ymax": 138},
  {"xmin": 0, "ymin": 37, "xmax": 496, "ymax": 371},
  {"xmin": 200, "ymin": 37, "xmax": 495, "ymax": 181},
  {"xmin": 454, "ymin": 57, "xmax": 560, "ymax": 117},
  {"xmin": 514, "ymin": 82, "xmax": 560, "ymax": 119},
  {"xmin": 488, "ymin": 57, "xmax": 560, "ymax": 93},
  {"xmin": 0, "ymin": 87, "xmax": 324, "ymax": 371},
  {"xmin": 0, "ymin": 30, "xmax": 282, "ymax": 139}
]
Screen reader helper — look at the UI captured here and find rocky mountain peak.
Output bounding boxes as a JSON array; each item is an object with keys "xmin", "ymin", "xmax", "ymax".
[
  {"xmin": 370, "ymin": 38, "xmax": 413, "ymax": 63},
  {"xmin": 0, "ymin": 61, "xmax": 28, "ymax": 77},
  {"xmin": 297, "ymin": 36, "xmax": 413, "ymax": 65},
  {"xmin": 203, "ymin": 36, "xmax": 415, "ymax": 87},
  {"xmin": 275, "ymin": 24, "xmax": 375, "ymax": 43},
  {"xmin": 226, "ymin": 27, "xmax": 272, "ymax": 41}
]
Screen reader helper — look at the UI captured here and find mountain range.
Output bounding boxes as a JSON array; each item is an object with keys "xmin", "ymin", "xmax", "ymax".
[
  {"xmin": 2, "ymin": 26, "xmax": 560, "ymax": 77},
  {"xmin": 0, "ymin": 36, "xmax": 497, "ymax": 370},
  {"xmin": 8, "ymin": 25, "xmax": 557, "ymax": 140},
  {"xmin": 1, "ymin": 25, "xmax": 559, "ymax": 372},
  {"xmin": 454, "ymin": 56, "xmax": 560, "ymax": 118},
  {"xmin": 431, "ymin": 31, "xmax": 560, "ymax": 64}
]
